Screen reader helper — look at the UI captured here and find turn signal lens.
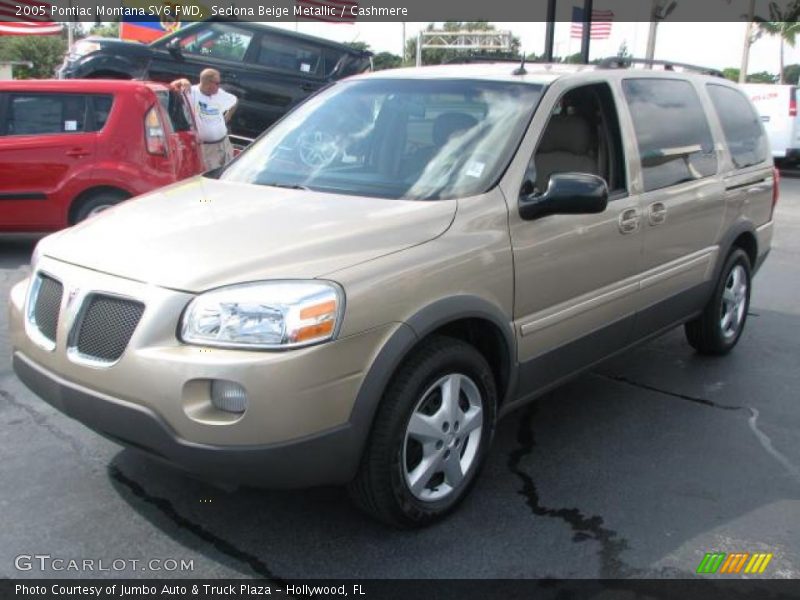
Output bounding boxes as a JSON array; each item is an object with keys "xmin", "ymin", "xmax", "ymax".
[{"xmin": 144, "ymin": 106, "xmax": 167, "ymax": 156}]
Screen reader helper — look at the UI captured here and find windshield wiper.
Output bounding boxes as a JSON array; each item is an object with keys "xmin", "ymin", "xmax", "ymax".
[{"xmin": 263, "ymin": 182, "xmax": 310, "ymax": 191}]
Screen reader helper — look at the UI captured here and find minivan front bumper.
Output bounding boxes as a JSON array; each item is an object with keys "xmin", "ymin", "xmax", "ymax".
[
  {"xmin": 9, "ymin": 257, "xmax": 403, "ymax": 488},
  {"xmin": 13, "ymin": 352, "xmax": 359, "ymax": 488}
]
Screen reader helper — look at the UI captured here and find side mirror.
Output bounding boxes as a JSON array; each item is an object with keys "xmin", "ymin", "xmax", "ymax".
[
  {"xmin": 166, "ymin": 38, "xmax": 183, "ymax": 58},
  {"xmin": 518, "ymin": 173, "xmax": 608, "ymax": 221}
]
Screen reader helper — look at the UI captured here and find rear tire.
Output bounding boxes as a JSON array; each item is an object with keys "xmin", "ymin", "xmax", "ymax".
[
  {"xmin": 72, "ymin": 192, "xmax": 128, "ymax": 223},
  {"xmin": 685, "ymin": 248, "xmax": 751, "ymax": 355},
  {"xmin": 348, "ymin": 336, "xmax": 497, "ymax": 528}
]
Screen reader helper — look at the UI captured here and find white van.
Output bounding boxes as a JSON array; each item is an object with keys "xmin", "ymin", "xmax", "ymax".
[{"xmin": 741, "ymin": 83, "xmax": 799, "ymax": 163}]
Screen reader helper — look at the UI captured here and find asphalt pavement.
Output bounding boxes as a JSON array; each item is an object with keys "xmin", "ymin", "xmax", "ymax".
[{"xmin": 1, "ymin": 176, "xmax": 799, "ymax": 581}]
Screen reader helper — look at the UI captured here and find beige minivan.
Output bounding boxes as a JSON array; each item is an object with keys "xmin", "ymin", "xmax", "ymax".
[{"xmin": 9, "ymin": 60, "xmax": 777, "ymax": 527}]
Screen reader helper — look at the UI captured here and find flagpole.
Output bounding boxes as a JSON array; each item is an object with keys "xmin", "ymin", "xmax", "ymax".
[
  {"xmin": 66, "ymin": 0, "xmax": 73, "ymax": 49},
  {"xmin": 402, "ymin": 22, "xmax": 406, "ymax": 65}
]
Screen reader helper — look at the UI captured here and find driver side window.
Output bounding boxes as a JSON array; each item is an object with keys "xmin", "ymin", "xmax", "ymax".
[{"xmin": 531, "ymin": 83, "xmax": 626, "ymax": 197}]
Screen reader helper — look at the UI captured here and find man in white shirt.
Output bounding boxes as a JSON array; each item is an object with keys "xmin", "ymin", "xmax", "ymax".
[{"xmin": 171, "ymin": 68, "xmax": 238, "ymax": 171}]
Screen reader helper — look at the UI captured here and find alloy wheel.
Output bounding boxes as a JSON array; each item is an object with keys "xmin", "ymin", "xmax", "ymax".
[
  {"xmin": 402, "ymin": 373, "xmax": 484, "ymax": 502},
  {"xmin": 720, "ymin": 264, "xmax": 748, "ymax": 340}
]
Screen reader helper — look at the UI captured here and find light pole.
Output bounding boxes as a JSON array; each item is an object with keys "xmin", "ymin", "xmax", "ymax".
[{"xmin": 645, "ymin": 0, "xmax": 677, "ymax": 63}]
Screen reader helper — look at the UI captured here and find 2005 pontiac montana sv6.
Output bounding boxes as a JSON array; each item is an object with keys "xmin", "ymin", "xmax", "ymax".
[{"xmin": 10, "ymin": 60, "xmax": 777, "ymax": 527}]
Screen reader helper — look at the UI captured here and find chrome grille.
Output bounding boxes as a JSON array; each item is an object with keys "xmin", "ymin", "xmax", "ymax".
[
  {"xmin": 33, "ymin": 275, "xmax": 63, "ymax": 343},
  {"xmin": 75, "ymin": 295, "xmax": 144, "ymax": 362}
]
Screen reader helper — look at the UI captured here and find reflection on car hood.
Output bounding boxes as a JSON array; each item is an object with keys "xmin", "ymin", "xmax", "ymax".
[{"xmin": 41, "ymin": 177, "xmax": 457, "ymax": 292}]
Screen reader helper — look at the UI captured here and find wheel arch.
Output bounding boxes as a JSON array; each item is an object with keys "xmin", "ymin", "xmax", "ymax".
[
  {"xmin": 346, "ymin": 296, "xmax": 517, "ymax": 478},
  {"xmin": 68, "ymin": 186, "xmax": 131, "ymax": 224},
  {"xmin": 714, "ymin": 220, "xmax": 758, "ymax": 281}
]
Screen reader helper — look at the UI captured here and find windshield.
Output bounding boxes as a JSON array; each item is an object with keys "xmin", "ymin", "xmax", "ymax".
[{"xmin": 219, "ymin": 78, "xmax": 543, "ymax": 200}]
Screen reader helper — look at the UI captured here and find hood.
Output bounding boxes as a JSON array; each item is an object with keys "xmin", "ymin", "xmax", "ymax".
[{"xmin": 42, "ymin": 178, "xmax": 456, "ymax": 292}]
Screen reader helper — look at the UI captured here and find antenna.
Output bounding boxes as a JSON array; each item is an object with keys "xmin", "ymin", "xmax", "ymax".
[{"xmin": 513, "ymin": 52, "xmax": 527, "ymax": 76}]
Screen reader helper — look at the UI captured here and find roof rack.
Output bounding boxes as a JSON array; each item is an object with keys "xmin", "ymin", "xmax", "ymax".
[{"xmin": 597, "ymin": 57, "xmax": 724, "ymax": 78}]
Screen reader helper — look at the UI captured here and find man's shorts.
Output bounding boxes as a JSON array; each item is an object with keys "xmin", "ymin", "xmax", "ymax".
[{"xmin": 201, "ymin": 137, "xmax": 234, "ymax": 171}]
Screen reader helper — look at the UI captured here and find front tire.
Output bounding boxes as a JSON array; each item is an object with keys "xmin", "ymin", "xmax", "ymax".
[
  {"xmin": 349, "ymin": 336, "xmax": 497, "ymax": 528},
  {"xmin": 685, "ymin": 248, "xmax": 752, "ymax": 355}
]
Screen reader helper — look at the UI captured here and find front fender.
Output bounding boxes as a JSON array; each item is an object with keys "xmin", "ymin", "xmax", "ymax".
[{"xmin": 346, "ymin": 296, "xmax": 518, "ymax": 470}]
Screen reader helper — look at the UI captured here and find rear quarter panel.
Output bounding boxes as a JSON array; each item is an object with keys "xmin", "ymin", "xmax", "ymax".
[
  {"xmin": 92, "ymin": 87, "xmax": 186, "ymax": 194},
  {"xmin": 703, "ymin": 82, "xmax": 775, "ymax": 262}
]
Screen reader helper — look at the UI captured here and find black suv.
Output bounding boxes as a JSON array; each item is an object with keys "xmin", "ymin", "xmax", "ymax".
[{"xmin": 58, "ymin": 21, "xmax": 372, "ymax": 139}]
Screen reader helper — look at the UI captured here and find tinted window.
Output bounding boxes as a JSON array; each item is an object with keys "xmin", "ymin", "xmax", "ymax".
[
  {"xmin": 156, "ymin": 90, "xmax": 193, "ymax": 133},
  {"xmin": 257, "ymin": 37, "xmax": 321, "ymax": 75},
  {"xmin": 323, "ymin": 49, "xmax": 345, "ymax": 77},
  {"xmin": 4, "ymin": 94, "xmax": 88, "ymax": 135},
  {"xmin": 707, "ymin": 84, "xmax": 769, "ymax": 168},
  {"xmin": 623, "ymin": 79, "xmax": 717, "ymax": 192},
  {"xmin": 179, "ymin": 24, "xmax": 253, "ymax": 62},
  {"xmin": 92, "ymin": 95, "xmax": 114, "ymax": 130}
]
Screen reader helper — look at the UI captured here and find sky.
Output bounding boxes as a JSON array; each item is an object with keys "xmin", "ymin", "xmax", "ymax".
[{"xmin": 269, "ymin": 21, "xmax": 800, "ymax": 76}]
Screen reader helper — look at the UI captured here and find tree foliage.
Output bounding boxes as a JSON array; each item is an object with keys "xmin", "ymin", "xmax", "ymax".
[
  {"xmin": 89, "ymin": 22, "xmax": 120, "ymax": 38},
  {"xmin": 747, "ymin": 70, "xmax": 780, "ymax": 84},
  {"xmin": 372, "ymin": 52, "xmax": 402, "ymax": 71},
  {"xmin": 0, "ymin": 35, "xmax": 67, "ymax": 79},
  {"xmin": 783, "ymin": 63, "xmax": 800, "ymax": 85},
  {"xmin": 755, "ymin": 5, "xmax": 800, "ymax": 83},
  {"xmin": 723, "ymin": 67, "xmax": 779, "ymax": 84},
  {"xmin": 723, "ymin": 67, "xmax": 741, "ymax": 82}
]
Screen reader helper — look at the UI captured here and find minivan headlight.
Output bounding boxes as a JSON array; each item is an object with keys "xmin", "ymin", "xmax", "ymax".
[{"xmin": 180, "ymin": 281, "xmax": 344, "ymax": 349}]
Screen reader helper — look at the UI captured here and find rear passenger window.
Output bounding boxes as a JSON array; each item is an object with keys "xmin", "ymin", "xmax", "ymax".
[
  {"xmin": 706, "ymin": 84, "xmax": 769, "ymax": 168},
  {"xmin": 91, "ymin": 95, "xmax": 113, "ymax": 130},
  {"xmin": 323, "ymin": 49, "xmax": 344, "ymax": 77},
  {"xmin": 257, "ymin": 37, "xmax": 321, "ymax": 75},
  {"xmin": 4, "ymin": 94, "xmax": 88, "ymax": 136},
  {"xmin": 622, "ymin": 79, "xmax": 717, "ymax": 192}
]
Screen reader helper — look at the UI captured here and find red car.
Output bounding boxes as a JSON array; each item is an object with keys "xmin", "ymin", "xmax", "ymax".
[{"xmin": 0, "ymin": 79, "xmax": 204, "ymax": 232}]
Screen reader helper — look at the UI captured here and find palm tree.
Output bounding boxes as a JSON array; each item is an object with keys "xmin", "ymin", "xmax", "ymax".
[{"xmin": 756, "ymin": 12, "xmax": 800, "ymax": 84}]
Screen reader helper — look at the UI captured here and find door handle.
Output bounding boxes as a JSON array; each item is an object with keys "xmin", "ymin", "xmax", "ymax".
[
  {"xmin": 618, "ymin": 208, "xmax": 640, "ymax": 234},
  {"xmin": 648, "ymin": 202, "xmax": 667, "ymax": 226},
  {"xmin": 65, "ymin": 148, "xmax": 90, "ymax": 158}
]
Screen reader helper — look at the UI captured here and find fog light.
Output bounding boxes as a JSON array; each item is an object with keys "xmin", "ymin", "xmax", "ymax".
[{"xmin": 210, "ymin": 380, "xmax": 248, "ymax": 413}]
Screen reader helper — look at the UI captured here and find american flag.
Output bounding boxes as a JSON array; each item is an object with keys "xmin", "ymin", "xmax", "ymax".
[
  {"xmin": 0, "ymin": 0, "xmax": 61, "ymax": 35},
  {"xmin": 570, "ymin": 6, "xmax": 614, "ymax": 39},
  {"xmin": 295, "ymin": 0, "xmax": 358, "ymax": 23}
]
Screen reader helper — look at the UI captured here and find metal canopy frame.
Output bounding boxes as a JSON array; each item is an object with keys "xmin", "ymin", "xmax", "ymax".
[{"xmin": 415, "ymin": 30, "xmax": 514, "ymax": 66}]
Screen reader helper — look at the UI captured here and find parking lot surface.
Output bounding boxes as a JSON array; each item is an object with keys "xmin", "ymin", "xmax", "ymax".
[{"xmin": 1, "ymin": 177, "xmax": 799, "ymax": 580}]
